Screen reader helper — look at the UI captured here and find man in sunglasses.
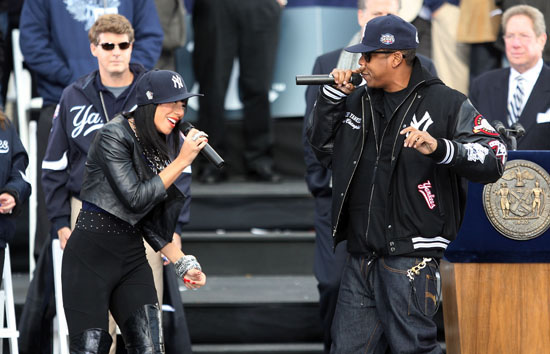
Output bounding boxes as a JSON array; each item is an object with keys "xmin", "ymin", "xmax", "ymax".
[
  {"xmin": 307, "ymin": 14, "xmax": 506, "ymax": 353},
  {"xmin": 303, "ymin": 1, "xmax": 436, "ymax": 352}
]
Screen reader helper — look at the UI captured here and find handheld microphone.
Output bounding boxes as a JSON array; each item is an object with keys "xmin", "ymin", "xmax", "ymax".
[
  {"xmin": 511, "ymin": 122, "xmax": 526, "ymax": 138},
  {"xmin": 491, "ymin": 120, "xmax": 507, "ymax": 135},
  {"xmin": 179, "ymin": 121, "xmax": 225, "ymax": 169},
  {"xmin": 295, "ymin": 73, "xmax": 363, "ymax": 86}
]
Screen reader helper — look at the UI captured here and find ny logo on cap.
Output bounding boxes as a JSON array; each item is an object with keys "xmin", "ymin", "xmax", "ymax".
[{"xmin": 172, "ymin": 75, "xmax": 184, "ymax": 89}]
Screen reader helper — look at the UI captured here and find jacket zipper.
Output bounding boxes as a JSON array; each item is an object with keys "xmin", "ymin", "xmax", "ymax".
[
  {"xmin": 332, "ymin": 91, "xmax": 368, "ymax": 239},
  {"xmin": 364, "ymin": 88, "xmax": 420, "ymax": 244},
  {"xmin": 332, "ymin": 80, "xmax": 425, "ymax": 241}
]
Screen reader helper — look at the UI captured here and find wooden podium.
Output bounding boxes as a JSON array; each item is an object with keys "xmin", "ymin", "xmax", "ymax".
[{"xmin": 442, "ymin": 151, "xmax": 550, "ymax": 354}]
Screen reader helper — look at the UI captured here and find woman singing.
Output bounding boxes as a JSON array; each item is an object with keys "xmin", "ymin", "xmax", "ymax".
[{"xmin": 61, "ymin": 70, "xmax": 207, "ymax": 353}]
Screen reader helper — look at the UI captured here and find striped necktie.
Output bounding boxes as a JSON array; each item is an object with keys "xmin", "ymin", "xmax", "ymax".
[{"xmin": 508, "ymin": 76, "xmax": 525, "ymax": 126}]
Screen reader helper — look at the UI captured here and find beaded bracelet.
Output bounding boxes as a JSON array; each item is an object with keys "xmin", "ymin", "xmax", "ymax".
[{"xmin": 174, "ymin": 255, "xmax": 202, "ymax": 278}]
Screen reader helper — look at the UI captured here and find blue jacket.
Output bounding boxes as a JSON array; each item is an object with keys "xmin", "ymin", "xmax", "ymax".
[
  {"xmin": 0, "ymin": 119, "xmax": 31, "ymax": 248},
  {"xmin": 19, "ymin": 0, "xmax": 163, "ymax": 105}
]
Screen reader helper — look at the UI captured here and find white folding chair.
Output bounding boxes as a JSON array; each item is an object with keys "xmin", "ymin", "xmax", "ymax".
[
  {"xmin": 11, "ymin": 29, "xmax": 42, "ymax": 279},
  {"xmin": 0, "ymin": 245, "xmax": 19, "ymax": 354},
  {"xmin": 51, "ymin": 239, "xmax": 69, "ymax": 354}
]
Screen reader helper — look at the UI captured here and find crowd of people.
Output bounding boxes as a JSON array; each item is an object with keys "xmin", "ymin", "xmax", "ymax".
[{"xmin": 1, "ymin": 0, "xmax": 550, "ymax": 353}]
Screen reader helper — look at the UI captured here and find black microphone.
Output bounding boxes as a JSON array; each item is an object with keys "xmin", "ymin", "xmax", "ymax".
[
  {"xmin": 511, "ymin": 122, "xmax": 526, "ymax": 138},
  {"xmin": 295, "ymin": 73, "xmax": 363, "ymax": 86},
  {"xmin": 179, "ymin": 121, "xmax": 225, "ymax": 169},
  {"xmin": 491, "ymin": 120, "xmax": 507, "ymax": 135}
]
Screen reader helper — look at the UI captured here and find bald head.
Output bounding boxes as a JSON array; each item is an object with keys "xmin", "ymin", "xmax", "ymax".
[{"xmin": 358, "ymin": 0, "xmax": 400, "ymax": 28}]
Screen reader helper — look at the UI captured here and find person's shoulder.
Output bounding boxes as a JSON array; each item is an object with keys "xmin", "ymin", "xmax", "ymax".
[
  {"xmin": 539, "ymin": 63, "xmax": 550, "ymax": 78},
  {"xmin": 471, "ymin": 67, "xmax": 509, "ymax": 87},
  {"xmin": 130, "ymin": 63, "xmax": 147, "ymax": 76},
  {"xmin": 60, "ymin": 71, "xmax": 97, "ymax": 97},
  {"xmin": 98, "ymin": 115, "xmax": 126, "ymax": 136},
  {"xmin": 315, "ymin": 48, "xmax": 343, "ymax": 66},
  {"xmin": 424, "ymin": 78, "xmax": 467, "ymax": 102}
]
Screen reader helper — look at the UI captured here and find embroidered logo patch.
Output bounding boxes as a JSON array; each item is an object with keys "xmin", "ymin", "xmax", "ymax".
[
  {"xmin": 343, "ymin": 112, "xmax": 361, "ymax": 130},
  {"xmin": 418, "ymin": 180, "xmax": 436, "ymax": 210},
  {"xmin": 380, "ymin": 33, "xmax": 395, "ymax": 45},
  {"xmin": 464, "ymin": 143, "xmax": 489, "ymax": 163},
  {"xmin": 70, "ymin": 105, "xmax": 103, "ymax": 138},
  {"xmin": 489, "ymin": 139, "xmax": 508, "ymax": 165},
  {"xmin": 0, "ymin": 140, "xmax": 9, "ymax": 154},
  {"xmin": 408, "ymin": 111, "xmax": 434, "ymax": 136},
  {"xmin": 146, "ymin": 91, "xmax": 154, "ymax": 100},
  {"xmin": 473, "ymin": 115, "xmax": 499, "ymax": 136},
  {"xmin": 172, "ymin": 74, "xmax": 184, "ymax": 89}
]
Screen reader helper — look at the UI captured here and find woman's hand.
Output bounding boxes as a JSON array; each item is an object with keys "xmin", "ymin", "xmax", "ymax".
[
  {"xmin": 183, "ymin": 268, "xmax": 206, "ymax": 289},
  {"xmin": 177, "ymin": 127, "xmax": 208, "ymax": 166},
  {"xmin": 159, "ymin": 127, "xmax": 209, "ymax": 188}
]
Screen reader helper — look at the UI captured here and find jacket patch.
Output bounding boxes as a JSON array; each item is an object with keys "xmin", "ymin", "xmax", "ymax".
[
  {"xmin": 343, "ymin": 112, "xmax": 361, "ymax": 130},
  {"xmin": 0, "ymin": 140, "xmax": 8, "ymax": 154},
  {"xmin": 70, "ymin": 105, "xmax": 104, "ymax": 138},
  {"xmin": 488, "ymin": 139, "xmax": 507, "ymax": 164},
  {"xmin": 418, "ymin": 180, "xmax": 436, "ymax": 210},
  {"xmin": 409, "ymin": 111, "xmax": 434, "ymax": 134},
  {"xmin": 380, "ymin": 33, "xmax": 395, "ymax": 45},
  {"xmin": 464, "ymin": 143, "xmax": 489, "ymax": 163},
  {"xmin": 472, "ymin": 115, "xmax": 499, "ymax": 136}
]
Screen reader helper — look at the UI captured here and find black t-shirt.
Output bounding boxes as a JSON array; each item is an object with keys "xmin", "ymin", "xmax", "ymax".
[{"xmin": 346, "ymin": 88, "xmax": 409, "ymax": 255}]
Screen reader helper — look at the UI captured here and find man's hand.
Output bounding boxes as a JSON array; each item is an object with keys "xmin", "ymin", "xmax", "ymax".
[
  {"xmin": 400, "ymin": 126, "xmax": 438, "ymax": 155},
  {"xmin": 330, "ymin": 67, "xmax": 364, "ymax": 95},
  {"xmin": 0, "ymin": 193, "xmax": 15, "ymax": 215},
  {"xmin": 58, "ymin": 227, "xmax": 72, "ymax": 250}
]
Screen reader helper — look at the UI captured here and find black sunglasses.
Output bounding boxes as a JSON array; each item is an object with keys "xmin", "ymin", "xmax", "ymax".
[
  {"xmin": 362, "ymin": 50, "xmax": 405, "ymax": 63},
  {"xmin": 99, "ymin": 42, "xmax": 131, "ymax": 51}
]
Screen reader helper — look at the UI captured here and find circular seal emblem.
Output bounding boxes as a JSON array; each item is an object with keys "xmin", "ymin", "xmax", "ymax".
[{"xmin": 483, "ymin": 159, "xmax": 550, "ymax": 240}]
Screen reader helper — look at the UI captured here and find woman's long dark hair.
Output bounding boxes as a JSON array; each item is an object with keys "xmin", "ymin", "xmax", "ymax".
[{"xmin": 127, "ymin": 104, "xmax": 179, "ymax": 162}]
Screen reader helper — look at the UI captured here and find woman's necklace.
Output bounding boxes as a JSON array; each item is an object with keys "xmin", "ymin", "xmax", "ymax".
[{"xmin": 127, "ymin": 118, "xmax": 170, "ymax": 174}]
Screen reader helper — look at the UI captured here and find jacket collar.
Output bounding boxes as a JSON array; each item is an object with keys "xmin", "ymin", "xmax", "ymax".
[{"xmin": 366, "ymin": 57, "xmax": 442, "ymax": 100}]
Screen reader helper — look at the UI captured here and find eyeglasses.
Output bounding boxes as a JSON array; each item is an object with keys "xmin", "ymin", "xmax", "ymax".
[
  {"xmin": 98, "ymin": 42, "xmax": 132, "ymax": 51},
  {"xmin": 362, "ymin": 50, "xmax": 404, "ymax": 63}
]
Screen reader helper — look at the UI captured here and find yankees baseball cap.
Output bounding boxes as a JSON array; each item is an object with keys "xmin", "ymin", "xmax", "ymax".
[
  {"xmin": 345, "ymin": 14, "xmax": 419, "ymax": 53},
  {"xmin": 135, "ymin": 69, "xmax": 202, "ymax": 106}
]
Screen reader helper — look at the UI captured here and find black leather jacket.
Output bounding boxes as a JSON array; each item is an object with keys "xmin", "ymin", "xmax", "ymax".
[
  {"xmin": 80, "ymin": 115, "xmax": 186, "ymax": 251},
  {"xmin": 307, "ymin": 59, "xmax": 507, "ymax": 258}
]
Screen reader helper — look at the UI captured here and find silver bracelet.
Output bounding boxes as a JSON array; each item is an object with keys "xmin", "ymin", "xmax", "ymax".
[{"xmin": 174, "ymin": 255, "xmax": 201, "ymax": 278}]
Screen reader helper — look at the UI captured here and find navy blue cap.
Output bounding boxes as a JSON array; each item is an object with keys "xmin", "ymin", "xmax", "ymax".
[
  {"xmin": 345, "ymin": 14, "xmax": 419, "ymax": 53},
  {"xmin": 135, "ymin": 69, "xmax": 202, "ymax": 106}
]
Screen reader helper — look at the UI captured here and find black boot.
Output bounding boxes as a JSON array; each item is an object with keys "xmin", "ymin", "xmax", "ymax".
[
  {"xmin": 69, "ymin": 328, "xmax": 112, "ymax": 354},
  {"xmin": 120, "ymin": 304, "xmax": 165, "ymax": 354}
]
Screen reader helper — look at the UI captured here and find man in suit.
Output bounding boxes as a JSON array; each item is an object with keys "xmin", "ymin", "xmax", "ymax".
[
  {"xmin": 302, "ymin": 0, "xmax": 437, "ymax": 352},
  {"xmin": 470, "ymin": 4, "xmax": 550, "ymax": 150}
]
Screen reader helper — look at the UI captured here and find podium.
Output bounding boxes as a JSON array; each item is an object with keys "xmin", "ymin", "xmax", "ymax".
[{"xmin": 442, "ymin": 151, "xmax": 550, "ymax": 354}]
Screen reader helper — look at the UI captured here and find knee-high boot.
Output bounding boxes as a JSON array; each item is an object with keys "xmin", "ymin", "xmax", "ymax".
[
  {"xmin": 69, "ymin": 328, "xmax": 113, "ymax": 354},
  {"xmin": 120, "ymin": 304, "xmax": 165, "ymax": 354}
]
